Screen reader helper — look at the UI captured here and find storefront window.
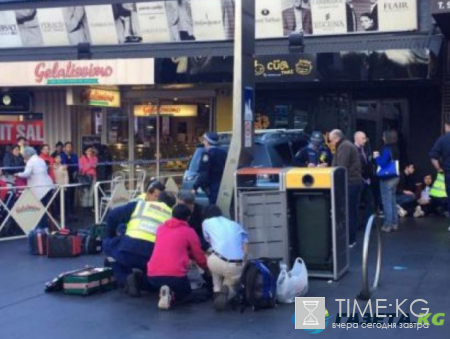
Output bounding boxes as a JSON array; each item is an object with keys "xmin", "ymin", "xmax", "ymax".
[
  {"xmin": 133, "ymin": 102, "xmax": 210, "ymax": 177},
  {"xmin": 106, "ymin": 109, "xmax": 129, "ymax": 172}
]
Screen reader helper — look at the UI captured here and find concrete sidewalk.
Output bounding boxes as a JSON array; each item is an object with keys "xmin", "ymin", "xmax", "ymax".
[{"xmin": 0, "ymin": 217, "xmax": 449, "ymax": 339}]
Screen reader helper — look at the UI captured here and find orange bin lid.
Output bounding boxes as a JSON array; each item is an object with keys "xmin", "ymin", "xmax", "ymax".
[{"xmin": 236, "ymin": 168, "xmax": 283, "ymax": 175}]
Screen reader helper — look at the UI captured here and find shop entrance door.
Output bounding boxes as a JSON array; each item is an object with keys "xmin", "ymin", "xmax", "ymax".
[{"xmin": 355, "ymin": 99, "xmax": 408, "ymax": 157}]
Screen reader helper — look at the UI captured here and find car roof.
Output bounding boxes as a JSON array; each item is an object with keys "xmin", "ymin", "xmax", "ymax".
[{"xmin": 216, "ymin": 129, "xmax": 308, "ymax": 145}]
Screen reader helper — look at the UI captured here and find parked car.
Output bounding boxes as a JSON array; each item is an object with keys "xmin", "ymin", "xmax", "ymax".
[{"xmin": 181, "ymin": 129, "xmax": 309, "ymax": 202}]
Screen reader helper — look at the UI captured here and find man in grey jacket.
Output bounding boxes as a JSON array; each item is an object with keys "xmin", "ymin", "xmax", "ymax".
[{"xmin": 329, "ymin": 129, "xmax": 363, "ymax": 247}]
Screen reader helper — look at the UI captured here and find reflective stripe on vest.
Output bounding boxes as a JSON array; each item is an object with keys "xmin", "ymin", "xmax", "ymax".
[
  {"xmin": 126, "ymin": 201, "xmax": 172, "ymax": 242},
  {"xmin": 430, "ymin": 174, "xmax": 447, "ymax": 198}
]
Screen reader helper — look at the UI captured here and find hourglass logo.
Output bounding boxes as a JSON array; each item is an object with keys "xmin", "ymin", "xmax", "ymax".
[{"xmin": 295, "ymin": 297, "xmax": 326, "ymax": 330}]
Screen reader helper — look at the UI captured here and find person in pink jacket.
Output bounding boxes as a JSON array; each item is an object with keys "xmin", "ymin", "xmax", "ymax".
[
  {"xmin": 147, "ymin": 204, "xmax": 208, "ymax": 310},
  {"xmin": 78, "ymin": 146, "xmax": 98, "ymax": 208}
]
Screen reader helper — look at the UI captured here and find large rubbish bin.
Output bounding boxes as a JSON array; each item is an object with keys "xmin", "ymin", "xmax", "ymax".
[
  {"xmin": 285, "ymin": 167, "xmax": 349, "ymax": 280},
  {"xmin": 234, "ymin": 168, "xmax": 290, "ymax": 264}
]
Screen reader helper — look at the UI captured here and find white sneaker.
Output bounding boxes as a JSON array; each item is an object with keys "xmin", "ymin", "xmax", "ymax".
[{"xmin": 158, "ymin": 285, "xmax": 172, "ymax": 310}]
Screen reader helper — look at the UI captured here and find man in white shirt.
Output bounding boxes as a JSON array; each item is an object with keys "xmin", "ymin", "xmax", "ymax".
[{"xmin": 202, "ymin": 205, "xmax": 248, "ymax": 311}]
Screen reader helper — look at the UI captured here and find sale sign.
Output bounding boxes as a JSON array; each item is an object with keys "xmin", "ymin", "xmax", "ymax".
[{"xmin": 0, "ymin": 121, "xmax": 44, "ymax": 145}]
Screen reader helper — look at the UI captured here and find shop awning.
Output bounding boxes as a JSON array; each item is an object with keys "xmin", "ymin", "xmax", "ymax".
[{"xmin": 258, "ymin": 34, "xmax": 444, "ymax": 57}]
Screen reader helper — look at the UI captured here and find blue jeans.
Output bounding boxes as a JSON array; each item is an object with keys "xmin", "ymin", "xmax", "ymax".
[
  {"xmin": 380, "ymin": 177, "xmax": 400, "ymax": 227},
  {"xmin": 396, "ymin": 194, "xmax": 416, "ymax": 214}
]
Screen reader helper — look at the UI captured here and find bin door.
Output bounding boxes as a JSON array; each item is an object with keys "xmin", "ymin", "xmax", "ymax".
[{"xmin": 238, "ymin": 191, "xmax": 289, "ymax": 264}]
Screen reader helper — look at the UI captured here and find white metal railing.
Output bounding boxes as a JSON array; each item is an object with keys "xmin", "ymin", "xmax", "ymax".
[{"xmin": 0, "ymin": 182, "xmax": 83, "ymax": 242}]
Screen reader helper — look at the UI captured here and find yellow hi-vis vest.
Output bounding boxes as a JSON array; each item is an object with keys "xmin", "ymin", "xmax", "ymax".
[
  {"xmin": 134, "ymin": 193, "xmax": 146, "ymax": 201},
  {"xmin": 430, "ymin": 173, "xmax": 447, "ymax": 198},
  {"xmin": 126, "ymin": 201, "xmax": 172, "ymax": 242}
]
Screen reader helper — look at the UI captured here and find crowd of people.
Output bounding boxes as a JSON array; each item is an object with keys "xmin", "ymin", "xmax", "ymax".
[
  {"xmin": 294, "ymin": 126, "xmax": 450, "ymax": 243},
  {"xmin": 0, "ymin": 138, "xmax": 113, "ymax": 233}
]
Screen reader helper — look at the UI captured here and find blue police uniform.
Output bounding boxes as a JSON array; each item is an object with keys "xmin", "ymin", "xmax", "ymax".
[
  {"xmin": 103, "ymin": 201, "xmax": 155, "ymax": 287},
  {"xmin": 194, "ymin": 146, "xmax": 227, "ymax": 205},
  {"xmin": 294, "ymin": 144, "xmax": 332, "ymax": 167}
]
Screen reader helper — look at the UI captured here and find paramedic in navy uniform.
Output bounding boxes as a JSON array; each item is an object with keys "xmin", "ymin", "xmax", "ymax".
[{"xmin": 193, "ymin": 132, "xmax": 227, "ymax": 205}]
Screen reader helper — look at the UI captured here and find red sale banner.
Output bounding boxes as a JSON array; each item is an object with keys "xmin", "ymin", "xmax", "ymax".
[{"xmin": 0, "ymin": 121, "xmax": 44, "ymax": 145}]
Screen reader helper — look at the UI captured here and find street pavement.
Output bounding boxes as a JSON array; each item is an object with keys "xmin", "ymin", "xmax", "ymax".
[{"xmin": 0, "ymin": 216, "xmax": 449, "ymax": 339}]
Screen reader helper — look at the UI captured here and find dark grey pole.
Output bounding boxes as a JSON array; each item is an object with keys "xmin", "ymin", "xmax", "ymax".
[{"xmin": 217, "ymin": 0, "xmax": 255, "ymax": 218}]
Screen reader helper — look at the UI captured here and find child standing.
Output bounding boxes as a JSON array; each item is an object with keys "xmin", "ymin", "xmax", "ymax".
[{"xmin": 52, "ymin": 154, "xmax": 69, "ymax": 219}]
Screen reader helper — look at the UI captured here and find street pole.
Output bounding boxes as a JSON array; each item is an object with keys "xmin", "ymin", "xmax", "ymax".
[{"xmin": 217, "ymin": 0, "xmax": 255, "ymax": 218}]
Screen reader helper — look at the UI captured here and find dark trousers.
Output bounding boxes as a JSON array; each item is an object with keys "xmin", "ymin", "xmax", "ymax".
[
  {"xmin": 112, "ymin": 251, "xmax": 150, "ymax": 288},
  {"xmin": 148, "ymin": 276, "xmax": 192, "ymax": 304},
  {"xmin": 36, "ymin": 191, "xmax": 53, "ymax": 230},
  {"xmin": 444, "ymin": 173, "xmax": 450, "ymax": 216},
  {"xmin": 348, "ymin": 183, "xmax": 363, "ymax": 245},
  {"xmin": 105, "ymin": 236, "xmax": 151, "ymax": 289},
  {"xmin": 360, "ymin": 183, "xmax": 374, "ymax": 229}
]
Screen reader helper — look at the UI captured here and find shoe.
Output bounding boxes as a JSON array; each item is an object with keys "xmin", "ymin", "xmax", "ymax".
[
  {"xmin": 126, "ymin": 270, "xmax": 142, "ymax": 298},
  {"xmin": 349, "ymin": 242, "xmax": 356, "ymax": 249},
  {"xmin": 213, "ymin": 285, "xmax": 229, "ymax": 312},
  {"xmin": 104, "ymin": 257, "xmax": 115, "ymax": 268},
  {"xmin": 158, "ymin": 285, "xmax": 172, "ymax": 310},
  {"xmin": 397, "ymin": 205, "xmax": 407, "ymax": 217},
  {"xmin": 392, "ymin": 224, "xmax": 398, "ymax": 232},
  {"xmin": 381, "ymin": 226, "xmax": 392, "ymax": 233}
]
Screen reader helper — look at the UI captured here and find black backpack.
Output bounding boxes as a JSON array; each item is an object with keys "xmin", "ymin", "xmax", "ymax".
[
  {"xmin": 238, "ymin": 258, "xmax": 281, "ymax": 312},
  {"xmin": 78, "ymin": 224, "xmax": 106, "ymax": 255}
]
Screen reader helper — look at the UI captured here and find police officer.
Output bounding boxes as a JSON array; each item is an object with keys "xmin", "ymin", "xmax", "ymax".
[
  {"xmin": 193, "ymin": 132, "xmax": 227, "ymax": 205},
  {"xmin": 294, "ymin": 131, "xmax": 332, "ymax": 167},
  {"xmin": 104, "ymin": 190, "xmax": 176, "ymax": 297}
]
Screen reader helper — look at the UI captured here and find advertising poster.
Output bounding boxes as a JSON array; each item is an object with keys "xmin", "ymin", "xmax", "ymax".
[
  {"xmin": 62, "ymin": 7, "xmax": 91, "ymax": 45},
  {"xmin": 310, "ymin": 0, "xmax": 347, "ymax": 35},
  {"xmin": 378, "ymin": 0, "xmax": 417, "ymax": 31},
  {"xmin": 15, "ymin": 9, "xmax": 44, "ymax": 46},
  {"xmin": 280, "ymin": 0, "xmax": 313, "ymax": 36},
  {"xmin": 191, "ymin": 0, "xmax": 225, "ymax": 41},
  {"xmin": 37, "ymin": 8, "xmax": 70, "ymax": 46},
  {"xmin": 255, "ymin": 0, "xmax": 283, "ymax": 38},
  {"xmin": 0, "ymin": 11, "xmax": 22, "ymax": 48},
  {"xmin": 136, "ymin": 1, "xmax": 171, "ymax": 43},
  {"xmin": 85, "ymin": 5, "xmax": 118, "ymax": 44},
  {"xmin": 350, "ymin": 0, "xmax": 380, "ymax": 32}
]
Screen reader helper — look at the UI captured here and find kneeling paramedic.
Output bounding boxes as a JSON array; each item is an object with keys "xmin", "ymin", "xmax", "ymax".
[{"xmin": 104, "ymin": 190, "xmax": 176, "ymax": 297}]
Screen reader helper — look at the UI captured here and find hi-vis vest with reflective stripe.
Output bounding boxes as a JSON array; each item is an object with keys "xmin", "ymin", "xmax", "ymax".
[
  {"xmin": 430, "ymin": 173, "xmax": 447, "ymax": 198},
  {"xmin": 126, "ymin": 201, "xmax": 172, "ymax": 242}
]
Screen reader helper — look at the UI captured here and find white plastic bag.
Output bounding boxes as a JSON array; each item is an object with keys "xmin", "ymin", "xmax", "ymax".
[
  {"xmin": 276, "ymin": 258, "xmax": 309, "ymax": 303},
  {"xmin": 187, "ymin": 263, "xmax": 205, "ymax": 290}
]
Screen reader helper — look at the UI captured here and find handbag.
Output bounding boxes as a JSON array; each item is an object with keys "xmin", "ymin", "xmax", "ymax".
[
  {"xmin": 376, "ymin": 149, "xmax": 399, "ymax": 178},
  {"xmin": 77, "ymin": 174, "xmax": 92, "ymax": 186}
]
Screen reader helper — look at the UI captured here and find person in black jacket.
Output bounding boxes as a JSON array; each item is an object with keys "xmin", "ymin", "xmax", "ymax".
[
  {"xmin": 329, "ymin": 129, "xmax": 362, "ymax": 247},
  {"xmin": 2, "ymin": 145, "xmax": 25, "ymax": 176},
  {"xmin": 354, "ymin": 131, "xmax": 374, "ymax": 228},
  {"xmin": 193, "ymin": 132, "xmax": 227, "ymax": 205}
]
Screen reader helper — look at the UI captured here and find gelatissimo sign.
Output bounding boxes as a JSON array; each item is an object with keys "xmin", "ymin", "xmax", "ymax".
[
  {"xmin": 255, "ymin": 54, "xmax": 316, "ymax": 82},
  {"xmin": 0, "ymin": 58, "xmax": 154, "ymax": 87},
  {"xmin": 134, "ymin": 105, "xmax": 198, "ymax": 117},
  {"xmin": 67, "ymin": 88, "xmax": 121, "ymax": 108}
]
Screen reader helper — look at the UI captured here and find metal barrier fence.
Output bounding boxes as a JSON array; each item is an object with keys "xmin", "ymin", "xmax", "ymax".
[
  {"xmin": 93, "ymin": 173, "xmax": 184, "ymax": 224},
  {"xmin": 0, "ymin": 182, "xmax": 73, "ymax": 242}
]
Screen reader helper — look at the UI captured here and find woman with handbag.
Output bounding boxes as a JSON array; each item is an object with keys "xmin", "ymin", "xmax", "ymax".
[
  {"xmin": 374, "ymin": 130, "xmax": 400, "ymax": 233},
  {"xmin": 78, "ymin": 146, "xmax": 98, "ymax": 208}
]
